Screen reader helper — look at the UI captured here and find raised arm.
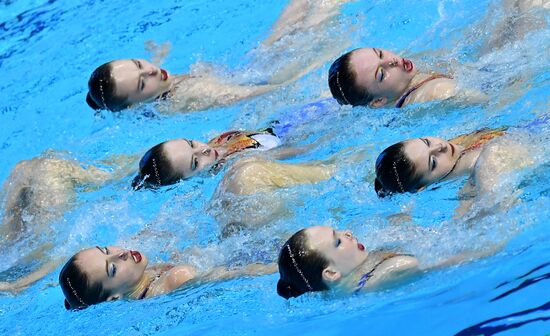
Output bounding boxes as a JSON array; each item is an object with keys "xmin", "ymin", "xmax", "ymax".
[
  {"xmin": 481, "ymin": 0, "xmax": 548, "ymax": 53},
  {"xmin": 263, "ymin": 0, "xmax": 351, "ymax": 46},
  {"xmin": 221, "ymin": 158, "xmax": 336, "ymax": 196},
  {"xmin": 0, "ymin": 258, "xmax": 63, "ymax": 294},
  {"xmin": 197, "ymin": 263, "xmax": 278, "ymax": 283}
]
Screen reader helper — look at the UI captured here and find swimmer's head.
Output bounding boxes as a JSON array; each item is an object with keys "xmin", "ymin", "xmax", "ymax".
[
  {"xmin": 59, "ymin": 246, "xmax": 148, "ymax": 310},
  {"xmin": 375, "ymin": 136, "xmax": 462, "ymax": 196},
  {"xmin": 87, "ymin": 59, "xmax": 173, "ymax": 112},
  {"xmin": 328, "ymin": 47, "xmax": 416, "ymax": 108},
  {"xmin": 277, "ymin": 226, "xmax": 368, "ymax": 299},
  {"xmin": 132, "ymin": 139, "xmax": 219, "ymax": 189}
]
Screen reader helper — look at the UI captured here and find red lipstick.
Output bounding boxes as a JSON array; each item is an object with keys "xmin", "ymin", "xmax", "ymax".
[
  {"xmin": 402, "ymin": 58, "xmax": 414, "ymax": 72},
  {"xmin": 160, "ymin": 69, "xmax": 168, "ymax": 81},
  {"xmin": 130, "ymin": 250, "xmax": 142, "ymax": 263}
]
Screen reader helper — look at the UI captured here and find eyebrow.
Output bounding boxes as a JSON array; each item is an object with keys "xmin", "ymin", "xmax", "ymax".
[
  {"xmin": 132, "ymin": 59, "xmax": 142, "ymax": 91},
  {"xmin": 96, "ymin": 247, "xmax": 110, "ymax": 277},
  {"xmin": 421, "ymin": 139, "xmax": 431, "ymax": 169},
  {"xmin": 373, "ymin": 48, "xmax": 380, "ymax": 80}
]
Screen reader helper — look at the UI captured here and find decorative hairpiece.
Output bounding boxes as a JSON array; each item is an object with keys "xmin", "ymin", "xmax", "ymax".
[
  {"xmin": 99, "ymin": 79, "xmax": 108, "ymax": 110},
  {"xmin": 287, "ymin": 245, "xmax": 313, "ymax": 291},
  {"xmin": 392, "ymin": 160, "xmax": 406, "ymax": 193},
  {"xmin": 152, "ymin": 158, "xmax": 162, "ymax": 186},
  {"xmin": 66, "ymin": 277, "xmax": 87, "ymax": 307},
  {"xmin": 336, "ymin": 71, "xmax": 350, "ymax": 105}
]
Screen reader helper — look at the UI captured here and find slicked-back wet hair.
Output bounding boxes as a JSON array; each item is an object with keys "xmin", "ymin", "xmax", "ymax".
[
  {"xmin": 277, "ymin": 229, "xmax": 329, "ymax": 299},
  {"xmin": 374, "ymin": 141, "xmax": 422, "ymax": 197},
  {"xmin": 132, "ymin": 141, "xmax": 183, "ymax": 189},
  {"xmin": 328, "ymin": 49, "xmax": 374, "ymax": 106},
  {"xmin": 59, "ymin": 253, "xmax": 111, "ymax": 310},
  {"xmin": 86, "ymin": 61, "xmax": 130, "ymax": 112}
]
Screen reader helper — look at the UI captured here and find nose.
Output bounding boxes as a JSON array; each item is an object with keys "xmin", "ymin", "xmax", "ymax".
[
  {"xmin": 117, "ymin": 250, "xmax": 129, "ymax": 261},
  {"xmin": 142, "ymin": 66, "xmax": 158, "ymax": 77},
  {"xmin": 382, "ymin": 58, "xmax": 399, "ymax": 68},
  {"xmin": 343, "ymin": 230, "xmax": 353, "ymax": 239},
  {"xmin": 430, "ymin": 142, "xmax": 447, "ymax": 155}
]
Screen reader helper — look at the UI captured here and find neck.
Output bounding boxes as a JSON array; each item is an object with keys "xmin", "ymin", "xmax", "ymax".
[
  {"xmin": 127, "ymin": 270, "xmax": 156, "ymax": 300},
  {"xmin": 171, "ymin": 74, "xmax": 191, "ymax": 91},
  {"xmin": 215, "ymin": 145, "xmax": 230, "ymax": 159},
  {"xmin": 444, "ymin": 148, "xmax": 481, "ymax": 181},
  {"xmin": 389, "ymin": 73, "xmax": 430, "ymax": 106},
  {"xmin": 328, "ymin": 251, "xmax": 392, "ymax": 293}
]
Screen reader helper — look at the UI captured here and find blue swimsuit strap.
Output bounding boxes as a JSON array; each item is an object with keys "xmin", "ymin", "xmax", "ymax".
[
  {"xmin": 395, "ymin": 74, "xmax": 451, "ymax": 108},
  {"xmin": 355, "ymin": 254, "xmax": 399, "ymax": 292}
]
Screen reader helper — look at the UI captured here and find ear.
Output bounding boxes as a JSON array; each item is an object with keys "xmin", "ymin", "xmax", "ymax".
[
  {"xmin": 369, "ymin": 97, "xmax": 387, "ymax": 108},
  {"xmin": 322, "ymin": 267, "xmax": 341, "ymax": 284},
  {"xmin": 106, "ymin": 295, "xmax": 120, "ymax": 302}
]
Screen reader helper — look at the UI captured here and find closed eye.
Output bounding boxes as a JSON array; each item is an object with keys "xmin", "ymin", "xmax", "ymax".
[
  {"xmin": 431, "ymin": 157, "xmax": 437, "ymax": 171},
  {"xmin": 191, "ymin": 156, "xmax": 198, "ymax": 170},
  {"xmin": 378, "ymin": 67, "xmax": 385, "ymax": 81},
  {"xmin": 422, "ymin": 138, "xmax": 431, "ymax": 147},
  {"xmin": 140, "ymin": 79, "xmax": 145, "ymax": 91},
  {"xmin": 110, "ymin": 264, "xmax": 117, "ymax": 277},
  {"xmin": 336, "ymin": 238, "xmax": 341, "ymax": 247}
]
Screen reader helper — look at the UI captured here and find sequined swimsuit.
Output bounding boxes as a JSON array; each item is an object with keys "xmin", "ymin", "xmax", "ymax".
[{"xmin": 208, "ymin": 128, "xmax": 281, "ymax": 156}]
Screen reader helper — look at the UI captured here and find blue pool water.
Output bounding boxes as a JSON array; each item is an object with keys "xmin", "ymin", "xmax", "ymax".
[{"xmin": 0, "ymin": 0, "xmax": 549, "ymax": 335}]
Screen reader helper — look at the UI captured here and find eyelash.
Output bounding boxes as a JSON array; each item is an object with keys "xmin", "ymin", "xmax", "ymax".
[
  {"xmin": 136, "ymin": 60, "xmax": 142, "ymax": 69},
  {"xmin": 192, "ymin": 156, "xmax": 198, "ymax": 170},
  {"xmin": 431, "ymin": 157, "xmax": 437, "ymax": 170},
  {"xmin": 379, "ymin": 68, "xmax": 385, "ymax": 81},
  {"xmin": 336, "ymin": 238, "xmax": 341, "ymax": 247},
  {"xmin": 110, "ymin": 264, "xmax": 117, "ymax": 277},
  {"xmin": 378, "ymin": 50, "xmax": 383, "ymax": 58}
]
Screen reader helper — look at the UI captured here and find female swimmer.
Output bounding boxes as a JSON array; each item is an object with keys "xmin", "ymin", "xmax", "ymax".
[
  {"xmin": 133, "ymin": 97, "xmax": 351, "ymax": 190},
  {"xmin": 277, "ymin": 226, "xmax": 496, "ymax": 299},
  {"xmin": 328, "ymin": 0, "xmax": 548, "ymax": 108},
  {"xmin": 132, "ymin": 128, "xmax": 290, "ymax": 188},
  {"xmin": 86, "ymin": 0, "xmax": 353, "ymax": 113},
  {"xmin": 59, "ymin": 245, "xmax": 275, "ymax": 309},
  {"xmin": 373, "ymin": 122, "xmax": 543, "ymax": 199}
]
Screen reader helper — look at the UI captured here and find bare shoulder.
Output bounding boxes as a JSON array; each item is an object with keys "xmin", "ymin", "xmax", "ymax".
[
  {"xmin": 474, "ymin": 139, "xmax": 533, "ymax": 193},
  {"xmin": 412, "ymin": 77, "xmax": 457, "ymax": 103},
  {"xmin": 219, "ymin": 158, "xmax": 271, "ymax": 195},
  {"xmin": 162, "ymin": 265, "xmax": 197, "ymax": 291}
]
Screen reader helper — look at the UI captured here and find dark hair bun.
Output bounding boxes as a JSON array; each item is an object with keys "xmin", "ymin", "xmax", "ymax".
[
  {"xmin": 277, "ymin": 279, "xmax": 304, "ymax": 299},
  {"xmin": 131, "ymin": 175, "xmax": 144, "ymax": 190},
  {"xmin": 374, "ymin": 178, "xmax": 388, "ymax": 198},
  {"xmin": 86, "ymin": 92, "xmax": 102, "ymax": 110}
]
